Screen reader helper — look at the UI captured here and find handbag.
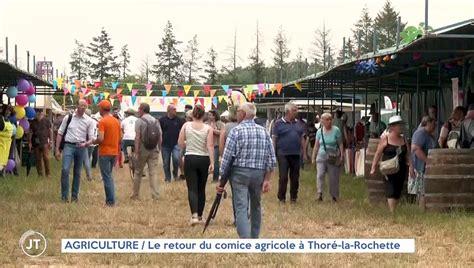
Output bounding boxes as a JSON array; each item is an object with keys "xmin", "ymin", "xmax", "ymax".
[
  {"xmin": 379, "ymin": 136, "xmax": 402, "ymax": 176},
  {"xmin": 407, "ymin": 170, "xmax": 424, "ymax": 195},
  {"xmin": 321, "ymin": 129, "xmax": 340, "ymax": 165}
]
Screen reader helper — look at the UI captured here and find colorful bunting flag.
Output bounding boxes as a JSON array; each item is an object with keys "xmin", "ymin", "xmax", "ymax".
[
  {"xmin": 258, "ymin": 83, "xmax": 264, "ymax": 95},
  {"xmin": 112, "ymin": 81, "xmax": 120, "ymax": 90},
  {"xmin": 227, "ymin": 88, "xmax": 232, "ymax": 96},
  {"xmin": 210, "ymin": 89, "xmax": 216, "ymax": 98},
  {"xmin": 75, "ymin": 80, "xmax": 81, "ymax": 89},
  {"xmin": 57, "ymin": 77, "xmax": 63, "ymax": 89},
  {"xmin": 183, "ymin": 85, "xmax": 192, "ymax": 95},
  {"xmin": 145, "ymin": 83, "xmax": 153, "ymax": 91},
  {"xmin": 212, "ymin": 97, "xmax": 218, "ymax": 107},
  {"xmin": 104, "ymin": 92, "xmax": 110, "ymax": 99},
  {"xmin": 91, "ymin": 89, "xmax": 97, "ymax": 96},
  {"xmin": 221, "ymin": 85, "xmax": 230, "ymax": 94},
  {"xmin": 218, "ymin": 95, "xmax": 226, "ymax": 103},
  {"xmin": 164, "ymin": 84, "xmax": 172, "ymax": 94},
  {"xmin": 294, "ymin": 83, "xmax": 302, "ymax": 91},
  {"xmin": 63, "ymin": 87, "xmax": 69, "ymax": 95},
  {"xmin": 199, "ymin": 98, "xmax": 204, "ymax": 106},
  {"xmin": 79, "ymin": 92, "xmax": 84, "ymax": 99},
  {"xmin": 131, "ymin": 89, "xmax": 138, "ymax": 96},
  {"xmin": 94, "ymin": 81, "xmax": 101, "ymax": 88},
  {"xmin": 160, "ymin": 97, "xmax": 165, "ymax": 106},
  {"xmin": 162, "ymin": 90, "xmax": 167, "ymax": 97},
  {"xmin": 275, "ymin": 83, "xmax": 283, "ymax": 94},
  {"xmin": 131, "ymin": 95, "xmax": 137, "ymax": 106},
  {"xmin": 203, "ymin": 85, "xmax": 211, "ymax": 95},
  {"xmin": 178, "ymin": 89, "xmax": 184, "ymax": 98},
  {"xmin": 93, "ymin": 96, "xmax": 100, "ymax": 104},
  {"xmin": 71, "ymin": 85, "xmax": 76, "ymax": 94},
  {"xmin": 193, "ymin": 90, "xmax": 200, "ymax": 98},
  {"xmin": 52, "ymin": 80, "xmax": 58, "ymax": 90},
  {"xmin": 116, "ymin": 87, "xmax": 123, "ymax": 95},
  {"xmin": 146, "ymin": 89, "xmax": 153, "ymax": 97},
  {"xmin": 127, "ymin": 83, "xmax": 133, "ymax": 91},
  {"xmin": 117, "ymin": 94, "xmax": 123, "ymax": 103},
  {"xmin": 81, "ymin": 87, "xmax": 88, "ymax": 94},
  {"xmin": 110, "ymin": 98, "xmax": 115, "ymax": 106},
  {"xmin": 172, "ymin": 98, "xmax": 178, "ymax": 106}
]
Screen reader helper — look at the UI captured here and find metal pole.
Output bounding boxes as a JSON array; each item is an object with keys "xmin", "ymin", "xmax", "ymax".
[
  {"xmin": 425, "ymin": 0, "xmax": 429, "ymax": 33},
  {"xmin": 33, "ymin": 55, "xmax": 36, "ymax": 74},
  {"xmin": 342, "ymin": 37, "xmax": 346, "ymax": 62},
  {"xmin": 378, "ymin": 77, "xmax": 382, "ymax": 135},
  {"xmin": 352, "ymin": 76, "xmax": 356, "ymax": 175},
  {"xmin": 321, "ymin": 78, "xmax": 325, "ymax": 114},
  {"xmin": 340, "ymin": 73, "xmax": 343, "ymax": 111},
  {"xmin": 396, "ymin": 73, "xmax": 400, "ymax": 115},
  {"xmin": 373, "ymin": 30, "xmax": 378, "ymax": 54},
  {"xmin": 330, "ymin": 74, "xmax": 334, "ymax": 114},
  {"xmin": 27, "ymin": 51, "xmax": 30, "ymax": 72},
  {"xmin": 396, "ymin": 16, "xmax": 401, "ymax": 49},
  {"xmin": 313, "ymin": 80, "xmax": 317, "ymax": 116},
  {"xmin": 416, "ymin": 68, "xmax": 420, "ymax": 126},
  {"xmin": 14, "ymin": 44, "xmax": 17, "ymax": 67},
  {"xmin": 364, "ymin": 82, "xmax": 368, "ymax": 161},
  {"xmin": 5, "ymin": 37, "xmax": 8, "ymax": 62}
]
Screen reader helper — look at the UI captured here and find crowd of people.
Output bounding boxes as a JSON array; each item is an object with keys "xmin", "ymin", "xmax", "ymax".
[{"xmin": 0, "ymin": 99, "xmax": 473, "ymax": 237}]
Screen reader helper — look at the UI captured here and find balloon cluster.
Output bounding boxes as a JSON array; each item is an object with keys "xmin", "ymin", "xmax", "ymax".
[{"xmin": 6, "ymin": 79, "xmax": 37, "ymax": 139}]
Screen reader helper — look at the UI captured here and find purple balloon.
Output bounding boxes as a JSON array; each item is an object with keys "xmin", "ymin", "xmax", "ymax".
[
  {"xmin": 5, "ymin": 159, "xmax": 15, "ymax": 172},
  {"xmin": 19, "ymin": 118, "xmax": 30, "ymax": 132},
  {"xmin": 18, "ymin": 79, "xmax": 30, "ymax": 92},
  {"xmin": 15, "ymin": 94, "xmax": 28, "ymax": 106},
  {"xmin": 25, "ymin": 86, "xmax": 35, "ymax": 96}
]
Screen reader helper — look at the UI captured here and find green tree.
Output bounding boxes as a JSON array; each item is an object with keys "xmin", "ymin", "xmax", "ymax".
[
  {"xmin": 153, "ymin": 20, "xmax": 183, "ymax": 83},
  {"xmin": 183, "ymin": 34, "xmax": 201, "ymax": 84},
  {"xmin": 249, "ymin": 21, "xmax": 265, "ymax": 83},
  {"xmin": 200, "ymin": 47, "xmax": 219, "ymax": 84},
  {"xmin": 69, "ymin": 39, "xmax": 90, "ymax": 80},
  {"xmin": 352, "ymin": 6, "xmax": 374, "ymax": 55},
  {"xmin": 119, "ymin": 44, "xmax": 130, "ymax": 80},
  {"xmin": 272, "ymin": 25, "xmax": 291, "ymax": 83},
  {"xmin": 374, "ymin": 0, "xmax": 406, "ymax": 49},
  {"xmin": 87, "ymin": 28, "xmax": 118, "ymax": 80}
]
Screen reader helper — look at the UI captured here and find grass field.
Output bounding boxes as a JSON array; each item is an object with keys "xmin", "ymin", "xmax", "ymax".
[{"xmin": 0, "ymin": 158, "xmax": 473, "ymax": 266}]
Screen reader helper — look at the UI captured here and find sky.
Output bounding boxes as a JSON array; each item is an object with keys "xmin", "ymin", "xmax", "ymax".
[{"xmin": 0, "ymin": 0, "xmax": 473, "ymax": 78}]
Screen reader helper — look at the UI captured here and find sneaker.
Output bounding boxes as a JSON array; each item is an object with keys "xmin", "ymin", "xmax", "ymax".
[
  {"xmin": 317, "ymin": 194, "xmax": 323, "ymax": 202},
  {"xmin": 104, "ymin": 203, "xmax": 115, "ymax": 208},
  {"xmin": 179, "ymin": 174, "xmax": 186, "ymax": 181},
  {"xmin": 279, "ymin": 200, "xmax": 286, "ymax": 205},
  {"xmin": 332, "ymin": 197, "xmax": 338, "ymax": 202},
  {"xmin": 190, "ymin": 217, "xmax": 200, "ymax": 226},
  {"xmin": 290, "ymin": 199, "xmax": 297, "ymax": 204},
  {"xmin": 71, "ymin": 197, "xmax": 78, "ymax": 203},
  {"xmin": 61, "ymin": 197, "xmax": 69, "ymax": 203},
  {"xmin": 130, "ymin": 195, "xmax": 139, "ymax": 201}
]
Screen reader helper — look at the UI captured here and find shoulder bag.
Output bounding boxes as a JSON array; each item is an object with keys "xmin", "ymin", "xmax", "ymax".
[{"xmin": 321, "ymin": 128, "xmax": 340, "ymax": 165}]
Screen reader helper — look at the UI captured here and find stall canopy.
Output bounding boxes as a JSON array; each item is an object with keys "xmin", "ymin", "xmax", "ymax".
[{"xmin": 0, "ymin": 59, "xmax": 52, "ymax": 88}]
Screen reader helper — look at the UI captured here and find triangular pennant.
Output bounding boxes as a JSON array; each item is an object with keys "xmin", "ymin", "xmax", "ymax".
[
  {"xmin": 262, "ymin": 90, "xmax": 268, "ymax": 97},
  {"xmin": 205, "ymin": 97, "xmax": 212, "ymax": 107},
  {"xmin": 131, "ymin": 89, "xmax": 138, "ymax": 96},
  {"xmin": 160, "ymin": 97, "xmax": 165, "ymax": 106},
  {"xmin": 110, "ymin": 98, "xmax": 115, "ymax": 106},
  {"xmin": 53, "ymin": 80, "xmax": 58, "ymax": 90},
  {"xmin": 57, "ymin": 77, "xmax": 63, "ymax": 89},
  {"xmin": 74, "ymin": 80, "xmax": 81, "ymax": 89},
  {"xmin": 94, "ymin": 81, "xmax": 101, "ymax": 88},
  {"xmin": 244, "ymin": 85, "xmax": 253, "ymax": 94},
  {"xmin": 79, "ymin": 92, "xmax": 84, "ymax": 99},
  {"xmin": 162, "ymin": 90, "xmax": 167, "ymax": 97},
  {"xmin": 246, "ymin": 91, "xmax": 252, "ymax": 100},
  {"xmin": 63, "ymin": 87, "xmax": 69, "ymax": 95},
  {"xmin": 294, "ymin": 83, "xmax": 302, "ymax": 91},
  {"xmin": 218, "ymin": 95, "xmax": 226, "ymax": 103},
  {"xmin": 146, "ymin": 89, "xmax": 153, "ymax": 97},
  {"xmin": 221, "ymin": 85, "xmax": 230, "ymax": 94},
  {"xmin": 116, "ymin": 87, "xmax": 123, "ymax": 95},
  {"xmin": 178, "ymin": 89, "xmax": 184, "ymax": 98},
  {"xmin": 112, "ymin": 81, "xmax": 120, "ymax": 90},
  {"xmin": 258, "ymin": 83, "xmax": 264, "ymax": 94},
  {"xmin": 203, "ymin": 85, "xmax": 211, "ymax": 95},
  {"xmin": 86, "ymin": 98, "xmax": 92, "ymax": 105},
  {"xmin": 275, "ymin": 83, "xmax": 283, "ymax": 94},
  {"xmin": 164, "ymin": 84, "xmax": 172, "ymax": 94},
  {"xmin": 81, "ymin": 87, "xmax": 88, "ymax": 94},
  {"xmin": 193, "ymin": 90, "xmax": 200, "ymax": 98},
  {"xmin": 103, "ymin": 92, "xmax": 110, "ymax": 99},
  {"xmin": 93, "ymin": 96, "xmax": 100, "ymax": 104},
  {"xmin": 199, "ymin": 98, "xmax": 204, "ymax": 106},
  {"xmin": 127, "ymin": 83, "xmax": 133, "ymax": 91},
  {"xmin": 172, "ymin": 98, "xmax": 178, "ymax": 106},
  {"xmin": 117, "ymin": 94, "xmax": 123, "ymax": 103},
  {"xmin": 183, "ymin": 85, "xmax": 192, "ymax": 95},
  {"xmin": 210, "ymin": 89, "xmax": 217, "ymax": 98},
  {"xmin": 145, "ymin": 83, "xmax": 153, "ymax": 91},
  {"xmin": 186, "ymin": 98, "xmax": 193, "ymax": 105},
  {"xmin": 212, "ymin": 97, "xmax": 218, "ymax": 108},
  {"xmin": 110, "ymin": 94, "xmax": 116, "ymax": 99},
  {"xmin": 83, "ymin": 80, "xmax": 88, "ymax": 87},
  {"xmin": 227, "ymin": 88, "xmax": 232, "ymax": 96},
  {"xmin": 131, "ymin": 95, "xmax": 137, "ymax": 106},
  {"xmin": 71, "ymin": 85, "xmax": 76, "ymax": 94},
  {"xmin": 91, "ymin": 89, "xmax": 97, "ymax": 96}
]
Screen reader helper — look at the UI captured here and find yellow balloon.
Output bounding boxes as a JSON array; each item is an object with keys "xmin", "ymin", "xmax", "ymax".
[
  {"xmin": 14, "ymin": 106, "xmax": 26, "ymax": 120},
  {"xmin": 16, "ymin": 125, "xmax": 24, "ymax": 139}
]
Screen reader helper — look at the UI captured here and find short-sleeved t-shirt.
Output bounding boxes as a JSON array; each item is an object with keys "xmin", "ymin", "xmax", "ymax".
[
  {"xmin": 159, "ymin": 116, "xmax": 184, "ymax": 148},
  {"xmin": 316, "ymin": 126, "xmax": 342, "ymax": 159},
  {"xmin": 30, "ymin": 118, "xmax": 52, "ymax": 146},
  {"xmin": 121, "ymin": 115, "xmax": 138, "ymax": 140},
  {"xmin": 98, "ymin": 115, "xmax": 121, "ymax": 156},
  {"xmin": 411, "ymin": 128, "xmax": 435, "ymax": 172},
  {"xmin": 272, "ymin": 118, "xmax": 304, "ymax": 155}
]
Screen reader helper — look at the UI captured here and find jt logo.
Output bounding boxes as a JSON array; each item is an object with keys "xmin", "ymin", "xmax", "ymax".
[{"xmin": 19, "ymin": 230, "xmax": 47, "ymax": 257}]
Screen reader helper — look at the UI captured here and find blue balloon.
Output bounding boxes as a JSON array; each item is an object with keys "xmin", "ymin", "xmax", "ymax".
[
  {"xmin": 25, "ymin": 107, "xmax": 36, "ymax": 119},
  {"xmin": 28, "ymin": 95, "xmax": 36, "ymax": 103},
  {"xmin": 11, "ymin": 124, "xmax": 17, "ymax": 137},
  {"xmin": 8, "ymin": 115, "xmax": 17, "ymax": 125},
  {"xmin": 6, "ymin": 86, "xmax": 18, "ymax": 98}
]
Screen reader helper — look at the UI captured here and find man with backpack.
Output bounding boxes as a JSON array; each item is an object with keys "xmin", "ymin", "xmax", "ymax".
[{"xmin": 131, "ymin": 103, "xmax": 162, "ymax": 201}]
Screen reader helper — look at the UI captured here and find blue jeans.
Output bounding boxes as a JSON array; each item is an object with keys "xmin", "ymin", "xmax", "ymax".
[
  {"xmin": 230, "ymin": 167, "xmax": 265, "ymax": 239},
  {"xmin": 161, "ymin": 145, "xmax": 180, "ymax": 181},
  {"xmin": 61, "ymin": 144, "xmax": 87, "ymax": 200},
  {"xmin": 83, "ymin": 146, "xmax": 94, "ymax": 179},
  {"xmin": 99, "ymin": 155, "xmax": 116, "ymax": 205}
]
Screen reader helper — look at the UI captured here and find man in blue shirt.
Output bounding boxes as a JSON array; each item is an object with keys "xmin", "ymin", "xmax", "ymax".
[
  {"xmin": 159, "ymin": 104, "xmax": 185, "ymax": 182},
  {"xmin": 219, "ymin": 103, "xmax": 276, "ymax": 239},
  {"xmin": 272, "ymin": 102, "xmax": 306, "ymax": 203}
]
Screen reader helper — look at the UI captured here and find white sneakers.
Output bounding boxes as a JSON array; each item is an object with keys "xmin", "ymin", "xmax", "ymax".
[{"xmin": 189, "ymin": 214, "xmax": 204, "ymax": 226}]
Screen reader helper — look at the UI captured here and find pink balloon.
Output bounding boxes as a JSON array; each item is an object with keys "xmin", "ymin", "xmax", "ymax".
[
  {"xmin": 6, "ymin": 159, "xmax": 16, "ymax": 171},
  {"xmin": 25, "ymin": 86, "xmax": 35, "ymax": 96},
  {"xmin": 19, "ymin": 118, "xmax": 30, "ymax": 132},
  {"xmin": 17, "ymin": 79, "xmax": 30, "ymax": 92},
  {"xmin": 15, "ymin": 94, "xmax": 28, "ymax": 106}
]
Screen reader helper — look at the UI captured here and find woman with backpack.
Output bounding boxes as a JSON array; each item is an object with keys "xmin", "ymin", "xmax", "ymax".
[
  {"xmin": 178, "ymin": 105, "xmax": 215, "ymax": 226},
  {"xmin": 438, "ymin": 106, "xmax": 466, "ymax": 148}
]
